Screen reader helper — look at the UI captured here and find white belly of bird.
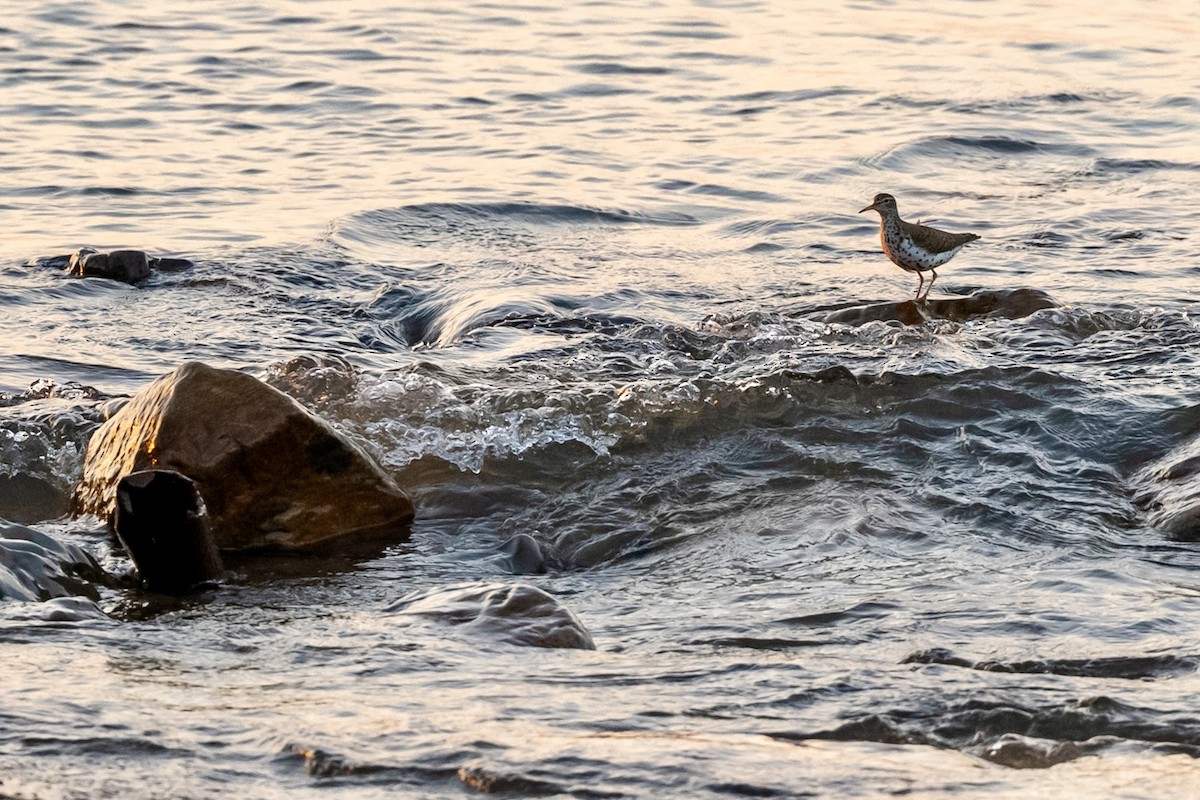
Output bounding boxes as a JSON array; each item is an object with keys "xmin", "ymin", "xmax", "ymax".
[{"xmin": 895, "ymin": 237, "xmax": 962, "ymax": 271}]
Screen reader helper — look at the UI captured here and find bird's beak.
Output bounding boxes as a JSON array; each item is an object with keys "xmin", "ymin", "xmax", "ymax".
[{"xmin": 858, "ymin": 203, "xmax": 876, "ymax": 213}]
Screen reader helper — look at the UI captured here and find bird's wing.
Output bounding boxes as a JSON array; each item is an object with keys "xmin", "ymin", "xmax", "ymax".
[{"xmin": 903, "ymin": 220, "xmax": 980, "ymax": 254}]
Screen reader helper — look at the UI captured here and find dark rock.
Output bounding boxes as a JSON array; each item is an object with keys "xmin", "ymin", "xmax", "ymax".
[
  {"xmin": 66, "ymin": 248, "xmax": 151, "ymax": 283},
  {"xmin": 107, "ymin": 249, "xmax": 152, "ymax": 281},
  {"xmin": 823, "ymin": 288, "xmax": 1057, "ymax": 326},
  {"xmin": 495, "ymin": 533, "xmax": 548, "ymax": 575},
  {"xmin": 810, "ymin": 365, "xmax": 858, "ymax": 384},
  {"xmin": 150, "ymin": 256, "xmax": 195, "ymax": 272},
  {"xmin": 458, "ymin": 765, "xmax": 560, "ymax": 795},
  {"xmin": 385, "ymin": 582, "xmax": 595, "ymax": 649},
  {"xmin": 27, "ymin": 253, "xmax": 73, "ymax": 270},
  {"xmin": 983, "ymin": 734, "xmax": 1084, "ymax": 769},
  {"xmin": 114, "ymin": 470, "xmax": 225, "ymax": 593},
  {"xmin": 1133, "ymin": 436, "xmax": 1200, "ymax": 539},
  {"xmin": 0, "ymin": 519, "xmax": 102, "ymax": 602},
  {"xmin": 0, "ymin": 473, "xmax": 69, "ymax": 525},
  {"xmin": 33, "ymin": 249, "xmax": 193, "ymax": 278},
  {"xmin": 72, "ymin": 361, "xmax": 415, "ymax": 552}
]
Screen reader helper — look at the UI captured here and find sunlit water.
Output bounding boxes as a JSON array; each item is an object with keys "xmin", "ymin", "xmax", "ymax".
[{"xmin": 2, "ymin": 0, "xmax": 1200, "ymax": 796}]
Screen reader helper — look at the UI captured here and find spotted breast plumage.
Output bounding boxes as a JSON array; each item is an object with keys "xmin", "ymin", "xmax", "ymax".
[{"xmin": 859, "ymin": 193, "xmax": 980, "ymax": 301}]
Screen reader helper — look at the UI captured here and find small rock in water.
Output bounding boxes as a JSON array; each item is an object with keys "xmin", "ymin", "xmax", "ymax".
[
  {"xmin": 1133, "ymin": 435, "xmax": 1200, "ymax": 540},
  {"xmin": 0, "ymin": 519, "xmax": 103, "ymax": 602},
  {"xmin": 823, "ymin": 288, "xmax": 1056, "ymax": 326},
  {"xmin": 0, "ymin": 473, "xmax": 69, "ymax": 525},
  {"xmin": 32, "ymin": 247, "xmax": 192, "ymax": 284},
  {"xmin": 983, "ymin": 733, "xmax": 1084, "ymax": 769},
  {"xmin": 66, "ymin": 248, "xmax": 152, "ymax": 283},
  {"xmin": 386, "ymin": 582, "xmax": 595, "ymax": 649},
  {"xmin": 495, "ymin": 533, "xmax": 548, "ymax": 575},
  {"xmin": 114, "ymin": 469, "xmax": 225, "ymax": 594},
  {"xmin": 150, "ymin": 256, "xmax": 195, "ymax": 272}
]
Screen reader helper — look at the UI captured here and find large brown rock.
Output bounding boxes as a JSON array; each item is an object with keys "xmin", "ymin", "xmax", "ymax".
[{"xmin": 72, "ymin": 362, "xmax": 414, "ymax": 552}]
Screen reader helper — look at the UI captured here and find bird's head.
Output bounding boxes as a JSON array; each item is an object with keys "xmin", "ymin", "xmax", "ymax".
[{"xmin": 859, "ymin": 193, "xmax": 898, "ymax": 216}]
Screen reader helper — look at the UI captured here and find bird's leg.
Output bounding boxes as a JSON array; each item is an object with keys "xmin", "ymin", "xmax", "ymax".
[
  {"xmin": 923, "ymin": 268, "xmax": 938, "ymax": 301},
  {"xmin": 914, "ymin": 271, "xmax": 924, "ymax": 302}
]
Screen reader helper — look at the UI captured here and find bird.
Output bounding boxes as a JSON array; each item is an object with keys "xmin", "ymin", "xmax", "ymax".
[{"xmin": 859, "ymin": 193, "xmax": 980, "ymax": 301}]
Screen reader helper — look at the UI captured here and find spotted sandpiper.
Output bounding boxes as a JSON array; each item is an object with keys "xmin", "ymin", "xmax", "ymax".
[{"xmin": 859, "ymin": 193, "xmax": 980, "ymax": 301}]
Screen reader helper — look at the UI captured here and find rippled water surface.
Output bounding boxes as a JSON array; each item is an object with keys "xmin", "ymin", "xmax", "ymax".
[{"xmin": 3, "ymin": 0, "xmax": 1200, "ymax": 797}]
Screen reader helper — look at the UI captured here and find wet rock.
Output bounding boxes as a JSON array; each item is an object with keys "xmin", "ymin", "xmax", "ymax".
[
  {"xmin": 282, "ymin": 745, "xmax": 363, "ymax": 778},
  {"xmin": 152, "ymin": 256, "xmax": 195, "ymax": 272},
  {"xmin": 458, "ymin": 764, "xmax": 560, "ymax": 795},
  {"xmin": 983, "ymin": 733, "xmax": 1084, "ymax": 769},
  {"xmin": 262, "ymin": 354, "xmax": 358, "ymax": 409},
  {"xmin": 0, "ymin": 473, "xmax": 69, "ymax": 525},
  {"xmin": 495, "ymin": 533, "xmax": 548, "ymax": 575},
  {"xmin": 823, "ymin": 288, "xmax": 1056, "ymax": 326},
  {"xmin": 26, "ymin": 252, "xmax": 73, "ymax": 270},
  {"xmin": 0, "ymin": 519, "xmax": 102, "ymax": 602},
  {"xmin": 114, "ymin": 469, "xmax": 225, "ymax": 594},
  {"xmin": 1133, "ymin": 435, "xmax": 1200, "ymax": 540},
  {"xmin": 67, "ymin": 248, "xmax": 151, "ymax": 283},
  {"xmin": 30, "ymin": 248, "xmax": 194, "ymax": 282},
  {"xmin": 904, "ymin": 647, "xmax": 1196, "ymax": 679},
  {"xmin": 3, "ymin": 594, "xmax": 109, "ymax": 622},
  {"xmin": 385, "ymin": 582, "xmax": 595, "ymax": 649},
  {"xmin": 72, "ymin": 361, "xmax": 415, "ymax": 552}
]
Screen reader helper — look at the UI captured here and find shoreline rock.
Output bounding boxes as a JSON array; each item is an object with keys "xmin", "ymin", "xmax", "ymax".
[{"xmin": 72, "ymin": 361, "xmax": 415, "ymax": 552}]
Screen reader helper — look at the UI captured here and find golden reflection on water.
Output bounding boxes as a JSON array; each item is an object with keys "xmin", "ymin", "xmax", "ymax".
[{"xmin": 1, "ymin": 0, "xmax": 1197, "ymax": 255}]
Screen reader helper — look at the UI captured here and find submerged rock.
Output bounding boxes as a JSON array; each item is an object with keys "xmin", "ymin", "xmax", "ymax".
[
  {"xmin": 983, "ymin": 733, "xmax": 1084, "ymax": 769},
  {"xmin": 386, "ymin": 582, "xmax": 595, "ymax": 649},
  {"xmin": 0, "ymin": 519, "xmax": 102, "ymax": 602},
  {"xmin": 0, "ymin": 473, "xmax": 69, "ymax": 525},
  {"xmin": 823, "ymin": 288, "xmax": 1056, "ymax": 326},
  {"xmin": 495, "ymin": 533, "xmax": 549, "ymax": 575},
  {"xmin": 72, "ymin": 361, "xmax": 415, "ymax": 552},
  {"xmin": 1133, "ymin": 435, "xmax": 1200, "ymax": 540}
]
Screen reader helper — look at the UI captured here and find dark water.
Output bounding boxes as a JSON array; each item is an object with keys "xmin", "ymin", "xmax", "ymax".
[{"xmin": 2, "ymin": 1, "xmax": 1200, "ymax": 796}]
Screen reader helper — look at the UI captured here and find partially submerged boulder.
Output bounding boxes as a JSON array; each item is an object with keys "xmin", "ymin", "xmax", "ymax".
[
  {"xmin": 494, "ymin": 533, "xmax": 549, "ymax": 575},
  {"xmin": 73, "ymin": 362, "xmax": 414, "ymax": 552},
  {"xmin": 0, "ymin": 519, "xmax": 102, "ymax": 602},
  {"xmin": 823, "ymin": 288, "xmax": 1056, "ymax": 326},
  {"xmin": 1133, "ymin": 435, "xmax": 1200, "ymax": 540},
  {"xmin": 386, "ymin": 582, "xmax": 595, "ymax": 649},
  {"xmin": 67, "ymin": 248, "xmax": 151, "ymax": 283},
  {"xmin": 27, "ymin": 248, "xmax": 195, "ymax": 284}
]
